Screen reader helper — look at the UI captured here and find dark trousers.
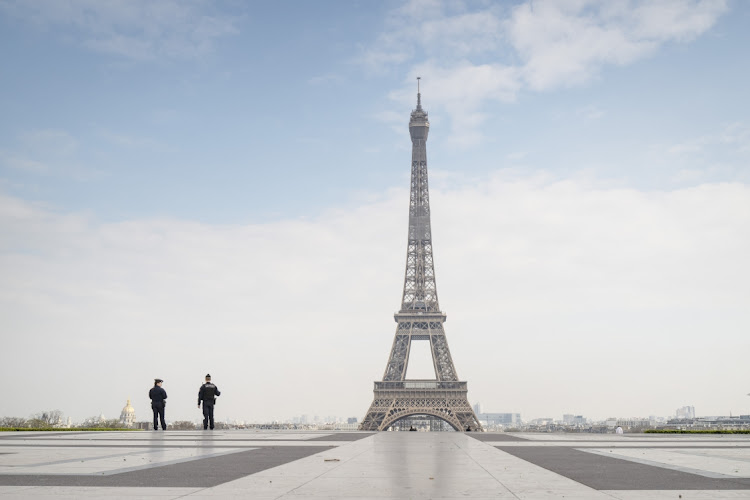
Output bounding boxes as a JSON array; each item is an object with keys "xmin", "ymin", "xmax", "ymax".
[
  {"xmin": 202, "ymin": 402, "xmax": 215, "ymax": 429},
  {"xmin": 152, "ymin": 403, "xmax": 166, "ymax": 430}
]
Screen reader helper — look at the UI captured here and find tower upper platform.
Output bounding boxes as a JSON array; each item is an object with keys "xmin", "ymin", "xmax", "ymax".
[{"xmin": 409, "ymin": 81, "xmax": 429, "ymax": 141}]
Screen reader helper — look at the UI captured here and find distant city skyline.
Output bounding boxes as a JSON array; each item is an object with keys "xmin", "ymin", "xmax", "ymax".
[
  {"xmin": 52, "ymin": 399, "xmax": 735, "ymax": 428},
  {"xmin": 1, "ymin": 0, "xmax": 749, "ymax": 423}
]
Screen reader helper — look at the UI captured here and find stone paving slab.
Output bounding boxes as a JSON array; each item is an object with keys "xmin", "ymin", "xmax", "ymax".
[
  {"xmin": 602, "ymin": 491, "xmax": 750, "ymax": 499},
  {"xmin": 0, "ymin": 446, "xmax": 330, "ymax": 487},
  {"xmin": 490, "ymin": 441, "xmax": 750, "ymax": 448},
  {"xmin": 0, "ymin": 441, "xmax": 357, "ymax": 449},
  {"xmin": 0, "ymin": 486, "xmax": 201, "ymax": 497},
  {"xmin": 497, "ymin": 445, "xmax": 750, "ymax": 490},
  {"xmin": 467, "ymin": 432, "xmax": 529, "ymax": 442},
  {"xmin": 585, "ymin": 447, "xmax": 750, "ymax": 478},
  {"xmin": 1, "ymin": 431, "xmax": 750, "ymax": 498},
  {"xmin": 0, "ymin": 446, "xmax": 247, "ymax": 475}
]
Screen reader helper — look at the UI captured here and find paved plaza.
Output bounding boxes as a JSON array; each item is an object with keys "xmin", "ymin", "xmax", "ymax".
[{"xmin": 0, "ymin": 430, "xmax": 749, "ymax": 498}]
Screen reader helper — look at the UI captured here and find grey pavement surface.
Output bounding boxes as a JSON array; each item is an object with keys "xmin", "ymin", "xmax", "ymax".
[{"xmin": 0, "ymin": 430, "xmax": 749, "ymax": 498}]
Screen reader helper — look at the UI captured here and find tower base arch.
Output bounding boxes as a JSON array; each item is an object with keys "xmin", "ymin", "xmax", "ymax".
[{"xmin": 360, "ymin": 381, "xmax": 483, "ymax": 432}]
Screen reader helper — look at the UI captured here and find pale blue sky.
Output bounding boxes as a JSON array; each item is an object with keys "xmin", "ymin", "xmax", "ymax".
[
  {"xmin": 2, "ymin": 1, "xmax": 748, "ymax": 222},
  {"xmin": 1, "ymin": 1, "xmax": 749, "ymax": 423}
]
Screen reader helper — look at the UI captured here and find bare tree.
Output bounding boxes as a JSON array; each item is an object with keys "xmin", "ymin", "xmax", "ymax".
[
  {"xmin": 27, "ymin": 410, "xmax": 63, "ymax": 428},
  {"xmin": 170, "ymin": 421, "xmax": 198, "ymax": 430},
  {"xmin": 79, "ymin": 417, "xmax": 127, "ymax": 429},
  {"xmin": 80, "ymin": 416, "xmax": 102, "ymax": 428},
  {"xmin": 98, "ymin": 419, "xmax": 127, "ymax": 429},
  {"xmin": 0, "ymin": 416, "xmax": 28, "ymax": 428}
]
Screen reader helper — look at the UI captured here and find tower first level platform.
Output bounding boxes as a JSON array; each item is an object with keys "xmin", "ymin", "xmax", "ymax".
[{"xmin": 360, "ymin": 380, "xmax": 480, "ymax": 431}]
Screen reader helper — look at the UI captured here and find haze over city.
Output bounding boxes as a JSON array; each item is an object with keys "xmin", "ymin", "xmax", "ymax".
[{"xmin": 1, "ymin": 0, "xmax": 748, "ymax": 426}]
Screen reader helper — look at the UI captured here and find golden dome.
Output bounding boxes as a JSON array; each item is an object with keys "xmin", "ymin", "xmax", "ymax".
[{"xmin": 121, "ymin": 399, "xmax": 135, "ymax": 415}]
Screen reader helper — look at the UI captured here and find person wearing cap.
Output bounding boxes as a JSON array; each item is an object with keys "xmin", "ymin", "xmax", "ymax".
[
  {"xmin": 197, "ymin": 374, "xmax": 221, "ymax": 430},
  {"xmin": 149, "ymin": 378, "xmax": 168, "ymax": 431}
]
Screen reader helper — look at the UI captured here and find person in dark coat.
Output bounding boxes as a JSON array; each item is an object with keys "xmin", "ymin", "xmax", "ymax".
[
  {"xmin": 198, "ymin": 373, "xmax": 221, "ymax": 430},
  {"xmin": 148, "ymin": 378, "xmax": 167, "ymax": 430}
]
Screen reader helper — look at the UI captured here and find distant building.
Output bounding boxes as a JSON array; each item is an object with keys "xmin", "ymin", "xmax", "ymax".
[
  {"xmin": 478, "ymin": 413, "xmax": 521, "ymax": 426},
  {"xmin": 562, "ymin": 414, "xmax": 586, "ymax": 425},
  {"xmin": 347, "ymin": 417, "xmax": 358, "ymax": 424},
  {"xmin": 611, "ymin": 417, "xmax": 651, "ymax": 430},
  {"xmin": 665, "ymin": 415, "xmax": 750, "ymax": 430},
  {"xmin": 52, "ymin": 415, "xmax": 68, "ymax": 428},
  {"xmin": 119, "ymin": 399, "xmax": 136, "ymax": 427},
  {"xmin": 693, "ymin": 415, "xmax": 750, "ymax": 429},
  {"xmin": 473, "ymin": 402, "xmax": 482, "ymax": 415},
  {"xmin": 676, "ymin": 406, "xmax": 695, "ymax": 419},
  {"xmin": 529, "ymin": 417, "xmax": 553, "ymax": 426}
]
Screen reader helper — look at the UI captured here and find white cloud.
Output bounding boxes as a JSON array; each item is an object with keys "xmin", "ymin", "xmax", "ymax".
[
  {"xmin": 0, "ymin": 0, "xmax": 239, "ymax": 61},
  {"xmin": 629, "ymin": 0, "xmax": 729, "ymax": 40},
  {"xmin": 669, "ymin": 122, "xmax": 750, "ymax": 155},
  {"xmin": 0, "ymin": 129, "xmax": 101, "ymax": 180},
  {"xmin": 506, "ymin": 151, "xmax": 527, "ymax": 161},
  {"xmin": 1, "ymin": 173, "xmax": 748, "ymax": 422},
  {"xmin": 666, "ymin": 123, "xmax": 750, "ymax": 183},
  {"xmin": 507, "ymin": 0, "xmax": 727, "ymax": 90},
  {"xmin": 365, "ymin": 0, "xmax": 727, "ymax": 144},
  {"xmin": 96, "ymin": 129, "xmax": 173, "ymax": 152},
  {"xmin": 0, "ymin": 154, "xmax": 48, "ymax": 174},
  {"xmin": 307, "ymin": 74, "xmax": 345, "ymax": 86},
  {"xmin": 388, "ymin": 61, "xmax": 521, "ymax": 146},
  {"xmin": 359, "ymin": 0, "xmax": 503, "ymax": 74},
  {"xmin": 576, "ymin": 105, "xmax": 605, "ymax": 121},
  {"xmin": 19, "ymin": 130, "xmax": 79, "ymax": 156}
]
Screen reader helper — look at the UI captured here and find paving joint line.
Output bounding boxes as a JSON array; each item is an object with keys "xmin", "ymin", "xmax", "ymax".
[
  {"xmin": 457, "ymin": 435, "xmax": 520, "ymax": 500},
  {"xmin": 283, "ymin": 434, "xmax": 377, "ymax": 499},
  {"xmin": 2, "ymin": 447, "xmax": 169, "ymax": 469}
]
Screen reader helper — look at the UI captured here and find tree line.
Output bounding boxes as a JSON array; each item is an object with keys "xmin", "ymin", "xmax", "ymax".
[
  {"xmin": 0, "ymin": 410, "xmax": 129, "ymax": 429},
  {"xmin": 0, "ymin": 411, "xmax": 219, "ymax": 431}
]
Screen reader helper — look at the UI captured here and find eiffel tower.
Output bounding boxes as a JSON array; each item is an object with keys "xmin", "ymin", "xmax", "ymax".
[{"xmin": 360, "ymin": 80, "xmax": 482, "ymax": 432}]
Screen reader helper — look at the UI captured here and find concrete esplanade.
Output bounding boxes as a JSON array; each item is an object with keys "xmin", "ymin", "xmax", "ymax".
[{"xmin": 1, "ymin": 430, "xmax": 750, "ymax": 498}]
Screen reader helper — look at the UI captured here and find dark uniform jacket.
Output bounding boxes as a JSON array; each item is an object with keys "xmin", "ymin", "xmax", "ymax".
[
  {"xmin": 149, "ymin": 386, "xmax": 168, "ymax": 407},
  {"xmin": 198, "ymin": 383, "xmax": 220, "ymax": 405}
]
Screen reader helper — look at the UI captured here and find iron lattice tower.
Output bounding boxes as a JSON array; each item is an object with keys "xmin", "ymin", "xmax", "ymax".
[{"xmin": 360, "ymin": 82, "xmax": 482, "ymax": 432}]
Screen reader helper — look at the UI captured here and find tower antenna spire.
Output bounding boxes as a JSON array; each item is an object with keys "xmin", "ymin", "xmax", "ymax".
[{"xmin": 417, "ymin": 77, "xmax": 421, "ymax": 109}]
